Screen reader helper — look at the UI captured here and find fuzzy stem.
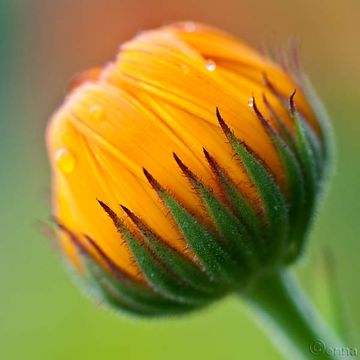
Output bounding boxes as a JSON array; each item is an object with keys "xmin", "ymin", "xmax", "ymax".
[{"xmin": 243, "ymin": 270, "xmax": 353, "ymax": 360}]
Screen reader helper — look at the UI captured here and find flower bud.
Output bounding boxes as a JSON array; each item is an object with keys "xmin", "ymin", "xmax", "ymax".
[{"xmin": 46, "ymin": 22, "xmax": 331, "ymax": 316}]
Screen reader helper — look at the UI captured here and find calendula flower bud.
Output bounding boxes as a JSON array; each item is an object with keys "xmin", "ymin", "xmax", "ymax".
[{"xmin": 46, "ymin": 22, "xmax": 331, "ymax": 316}]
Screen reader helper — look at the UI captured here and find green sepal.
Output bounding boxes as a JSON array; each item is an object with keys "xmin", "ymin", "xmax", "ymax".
[
  {"xmin": 173, "ymin": 152, "xmax": 259, "ymax": 273},
  {"xmin": 284, "ymin": 110, "xmax": 321, "ymax": 259},
  {"xmin": 262, "ymin": 93, "xmax": 297, "ymax": 150},
  {"xmin": 143, "ymin": 168, "xmax": 239, "ymax": 286},
  {"xmin": 294, "ymin": 113, "xmax": 317, "ymax": 195},
  {"xmin": 120, "ymin": 205, "xmax": 222, "ymax": 296},
  {"xmin": 203, "ymin": 148, "xmax": 263, "ymax": 245},
  {"xmin": 98, "ymin": 201, "xmax": 212, "ymax": 305},
  {"xmin": 298, "ymin": 74, "xmax": 333, "ymax": 170},
  {"xmin": 289, "ymin": 93, "xmax": 323, "ymax": 185},
  {"xmin": 80, "ymin": 251, "xmax": 196, "ymax": 316},
  {"xmin": 56, "ymin": 221, "xmax": 193, "ymax": 316},
  {"xmin": 297, "ymin": 113, "xmax": 324, "ymax": 181},
  {"xmin": 217, "ymin": 108, "xmax": 289, "ymax": 263},
  {"xmin": 268, "ymin": 132, "xmax": 306, "ymax": 258},
  {"xmin": 251, "ymin": 99, "xmax": 308, "ymax": 259}
]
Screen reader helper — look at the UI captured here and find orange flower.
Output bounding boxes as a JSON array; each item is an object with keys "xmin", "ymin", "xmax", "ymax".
[{"xmin": 46, "ymin": 22, "xmax": 329, "ymax": 314}]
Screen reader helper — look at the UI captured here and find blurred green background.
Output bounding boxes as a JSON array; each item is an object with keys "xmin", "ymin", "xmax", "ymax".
[{"xmin": 1, "ymin": 0, "xmax": 359, "ymax": 359}]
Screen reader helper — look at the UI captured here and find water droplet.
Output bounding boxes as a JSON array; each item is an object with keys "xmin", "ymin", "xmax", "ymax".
[
  {"xmin": 205, "ymin": 59, "xmax": 216, "ymax": 72},
  {"xmin": 248, "ymin": 98, "xmax": 254, "ymax": 107},
  {"xmin": 89, "ymin": 105, "xmax": 106, "ymax": 122},
  {"xmin": 183, "ymin": 22, "xmax": 196, "ymax": 32},
  {"xmin": 181, "ymin": 64, "xmax": 190, "ymax": 75},
  {"xmin": 55, "ymin": 148, "xmax": 75, "ymax": 174}
]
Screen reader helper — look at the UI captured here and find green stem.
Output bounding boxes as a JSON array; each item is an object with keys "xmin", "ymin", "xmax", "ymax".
[{"xmin": 243, "ymin": 270, "xmax": 353, "ymax": 360}]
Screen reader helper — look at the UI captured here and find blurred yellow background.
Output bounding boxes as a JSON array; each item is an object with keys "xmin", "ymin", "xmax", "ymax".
[{"xmin": 1, "ymin": 0, "xmax": 359, "ymax": 359}]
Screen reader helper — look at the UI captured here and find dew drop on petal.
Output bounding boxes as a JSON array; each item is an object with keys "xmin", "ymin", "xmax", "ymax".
[
  {"xmin": 181, "ymin": 64, "xmax": 190, "ymax": 75},
  {"xmin": 183, "ymin": 22, "xmax": 196, "ymax": 32},
  {"xmin": 205, "ymin": 59, "xmax": 216, "ymax": 72},
  {"xmin": 89, "ymin": 105, "xmax": 106, "ymax": 122},
  {"xmin": 248, "ymin": 98, "xmax": 254, "ymax": 107},
  {"xmin": 55, "ymin": 148, "xmax": 75, "ymax": 174}
]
